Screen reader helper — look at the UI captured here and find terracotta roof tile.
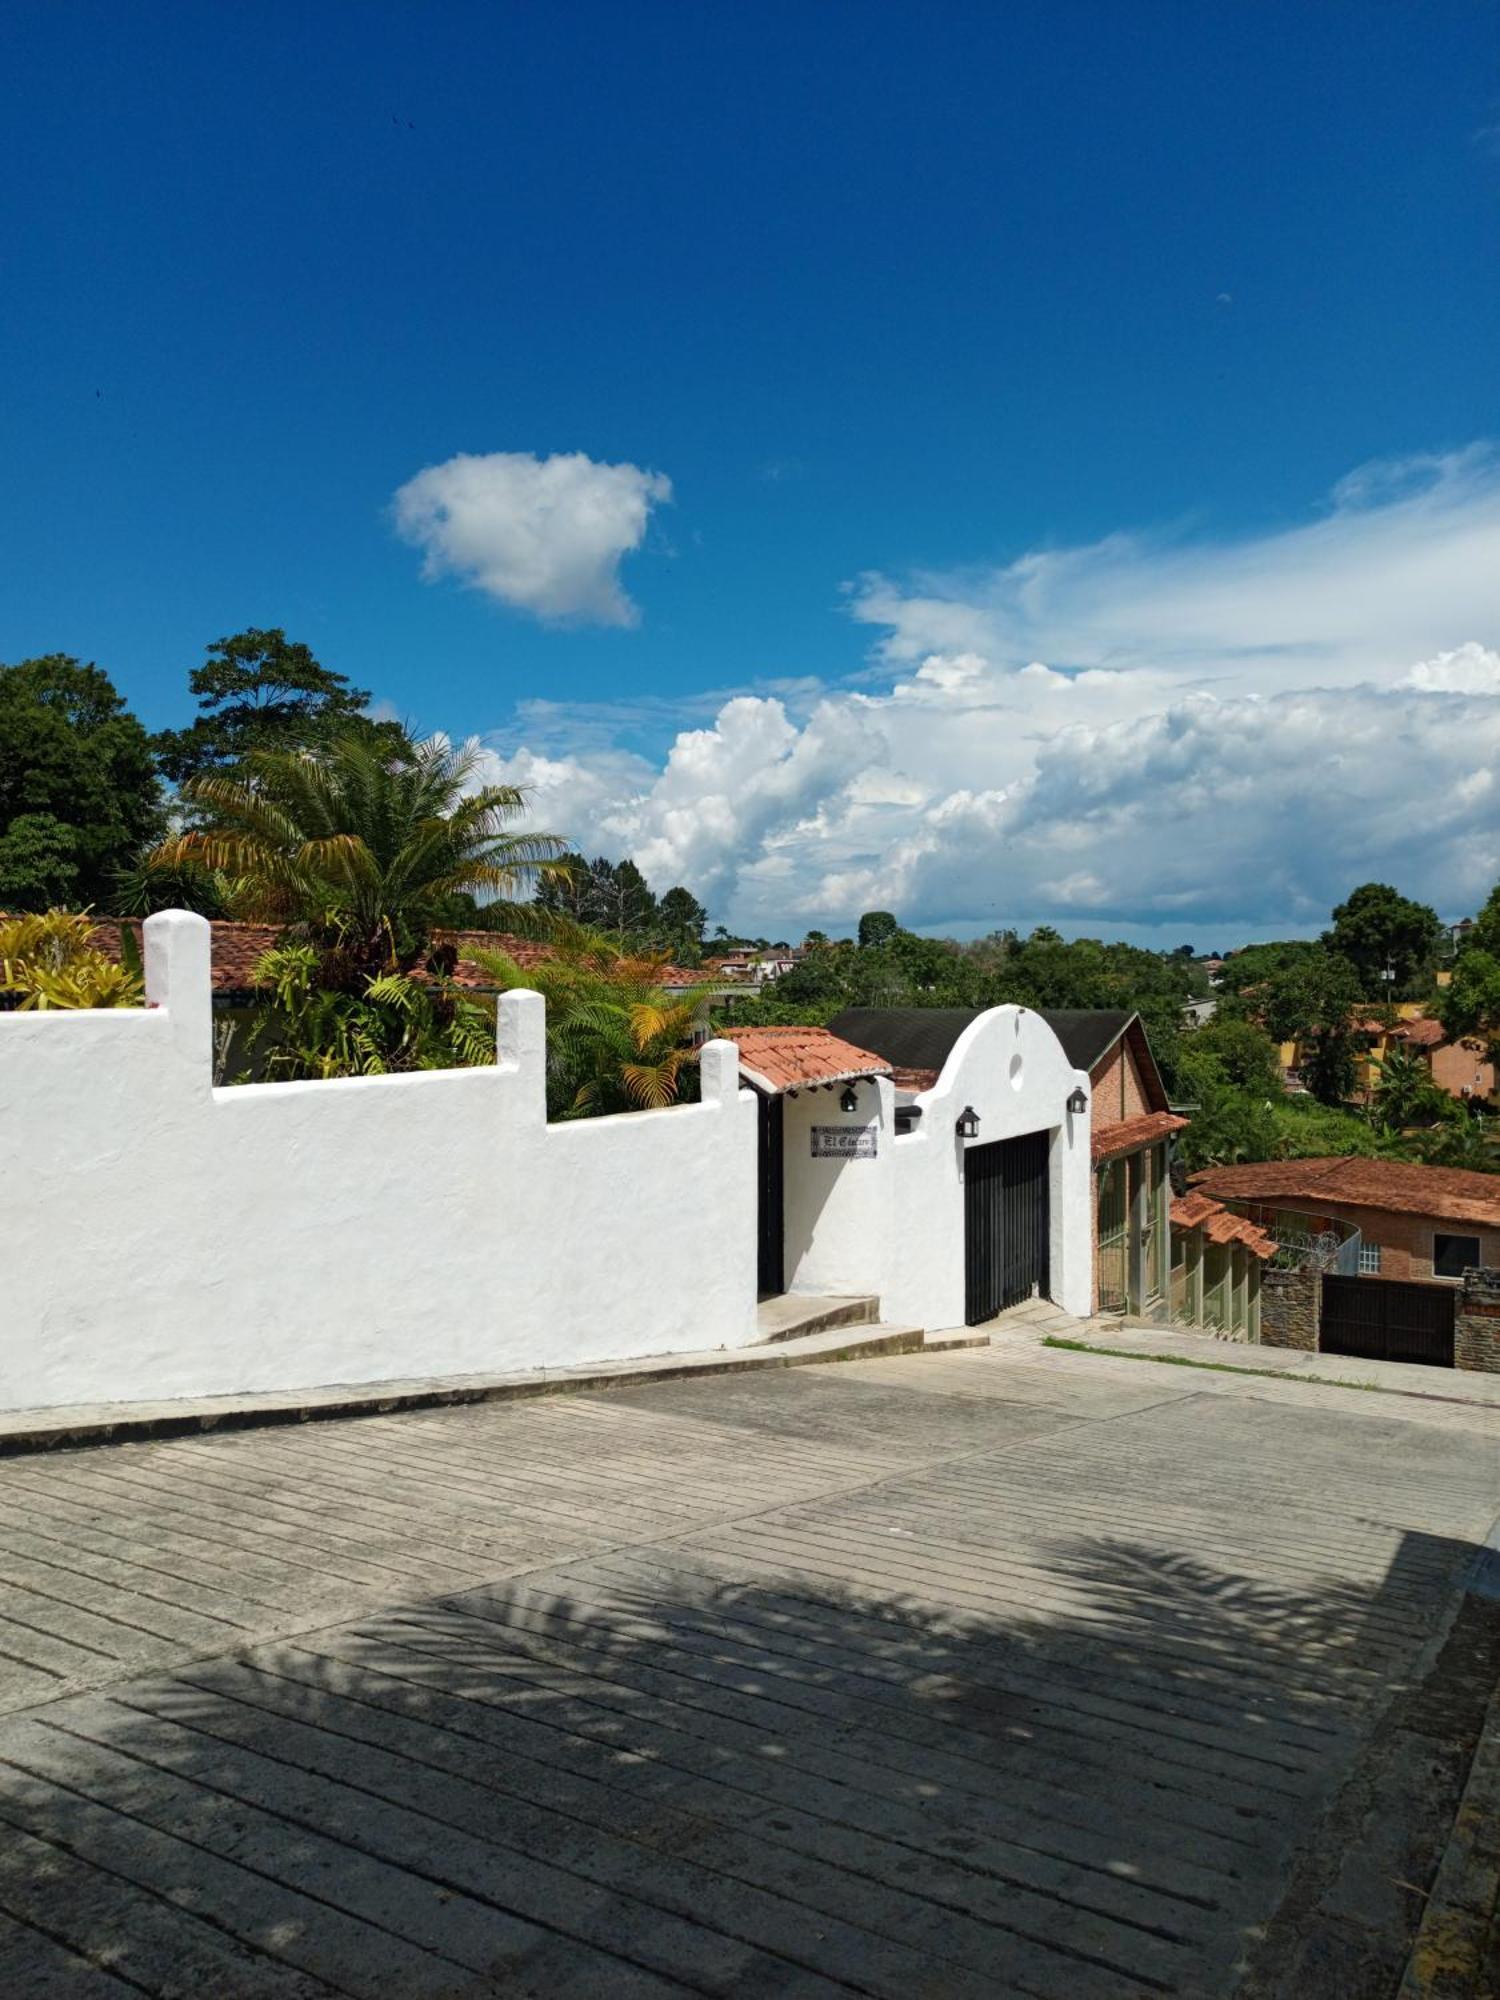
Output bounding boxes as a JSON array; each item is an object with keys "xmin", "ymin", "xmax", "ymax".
[
  {"xmin": 724, "ymin": 1026, "xmax": 893, "ymax": 1093},
  {"xmin": 1169, "ymin": 1191, "xmax": 1277, "ymax": 1260},
  {"xmin": 1191, "ymin": 1156, "xmax": 1500, "ymax": 1230},
  {"xmin": 1092, "ymin": 1109, "xmax": 1189, "ymax": 1163}
]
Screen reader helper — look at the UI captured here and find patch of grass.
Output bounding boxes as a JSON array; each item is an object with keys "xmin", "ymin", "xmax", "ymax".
[{"xmin": 1040, "ymin": 1335, "xmax": 1384, "ymax": 1391}]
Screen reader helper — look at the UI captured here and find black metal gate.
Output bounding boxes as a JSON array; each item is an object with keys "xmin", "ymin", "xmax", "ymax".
[
  {"xmin": 964, "ymin": 1130, "xmax": 1050, "ymax": 1326},
  {"xmin": 1321, "ymin": 1275, "xmax": 1455, "ymax": 1367},
  {"xmin": 756, "ymin": 1092, "xmax": 785, "ymax": 1297}
]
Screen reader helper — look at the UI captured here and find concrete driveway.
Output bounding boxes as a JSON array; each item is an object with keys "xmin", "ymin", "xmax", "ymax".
[{"xmin": 0, "ymin": 1336, "xmax": 1496, "ymax": 1997}]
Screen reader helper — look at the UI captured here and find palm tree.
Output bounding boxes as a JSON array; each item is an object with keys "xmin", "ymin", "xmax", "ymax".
[
  {"xmin": 474, "ymin": 926, "xmax": 708, "ymax": 1117},
  {"xmin": 1369, "ymin": 1044, "xmax": 1443, "ymax": 1134},
  {"xmin": 153, "ymin": 733, "xmax": 568, "ymax": 978}
]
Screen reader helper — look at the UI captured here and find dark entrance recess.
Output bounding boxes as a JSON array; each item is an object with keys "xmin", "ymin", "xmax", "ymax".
[
  {"xmin": 964, "ymin": 1130, "xmax": 1050, "ymax": 1326},
  {"xmin": 756, "ymin": 1092, "xmax": 785, "ymax": 1297},
  {"xmin": 1321, "ymin": 1275, "xmax": 1455, "ymax": 1367}
]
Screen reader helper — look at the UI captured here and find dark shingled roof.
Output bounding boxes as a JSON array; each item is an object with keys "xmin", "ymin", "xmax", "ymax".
[{"xmin": 827, "ymin": 1006, "xmax": 1134, "ymax": 1078}]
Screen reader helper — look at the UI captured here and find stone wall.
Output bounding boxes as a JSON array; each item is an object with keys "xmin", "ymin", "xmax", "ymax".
[
  {"xmin": 1456, "ymin": 1267, "xmax": 1500, "ymax": 1374},
  {"xmin": 1259, "ymin": 1264, "xmax": 1320, "ymax": 1351}
]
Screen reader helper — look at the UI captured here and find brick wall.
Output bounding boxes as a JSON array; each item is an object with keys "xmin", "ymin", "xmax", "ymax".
[
  {"xmin": 1431, "ymin": 1041, "xmax": 1497, "ymax": 1102},
  {"xmin": 1456, "ymin": 1267, "xmax": 1500, "ymax": 1374},
  {"xmin": 1260, "ymin": 1264, "xmax": 1319, "ymax": 1351},
  {"xmin": 1090, "ymin": 1040, "xmax": 1150, "ymax": 1131},
  {"xmin": 1258, "ymin": 1201, "xmax": 1500, "ymax": 1285}
]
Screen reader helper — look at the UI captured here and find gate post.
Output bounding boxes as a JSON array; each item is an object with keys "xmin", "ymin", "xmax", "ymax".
[{"xmin": 1456, "ymin": 1268, "xmax": 1500, "ymax": 1373}]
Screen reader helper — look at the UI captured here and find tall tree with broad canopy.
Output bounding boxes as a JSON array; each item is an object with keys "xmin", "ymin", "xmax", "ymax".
[
  {"xmin": 0, "ymin": 655, "xmax": 162, "ymax": 909},
  {"xmin": 153, "ymin": 628, "xmax": 408, "ymax": 786},
  {"xmin": 1260, "ymin": 948, "xmax": 1365, "ymax": 1104},
  {"xmin": 1325, "ymin": 881, "xmax": 1441, "ymax": 996}
]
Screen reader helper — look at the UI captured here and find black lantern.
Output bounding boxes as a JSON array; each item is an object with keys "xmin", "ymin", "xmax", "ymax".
[
  {"xmin": 839, "ymin": 1083, "xmax": 858, "ymax": 1114},
  {"xmin": 1067, "ymin": 1086, "xmax": 1088, "ymax": 1115},
  {"xmin": 955, "ymin": 1105, "xmax": 981, "ymax": 1139}
]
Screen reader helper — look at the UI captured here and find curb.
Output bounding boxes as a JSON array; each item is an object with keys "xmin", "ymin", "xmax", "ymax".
[
  {"xmin": 0, "ymin": 1324, "xmax": 926, "ymax": 1458},
  {"xmin": 1398, "ymin": 1627, "xmax": 1500, "ymax": 1997}
]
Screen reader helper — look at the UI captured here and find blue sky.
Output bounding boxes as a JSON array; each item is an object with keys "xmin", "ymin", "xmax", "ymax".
[{"xmin": 3, "ymin": 2, "xmax": 1498, "ymax": 942}]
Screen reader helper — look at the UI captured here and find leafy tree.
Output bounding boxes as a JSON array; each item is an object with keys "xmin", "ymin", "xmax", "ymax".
[
  {"xmin": 1180, "ymin": 1016, "xmax": 1283, "ymax": 1096},
  {"xmin": 1260, "ymin": 948, "xmax": 1364, "ymax": 1105},
  {"xmin": 153, "ymin": 628, "xmax": 407, "ymax": 786},
  {"xmin": 1213, "ymin": 939, "xmax": 1321, "ymax": 1004},
  {"xmin": 1325, "ymin": 881, "xmax": 1441, "ymax": 996},
  {"xmin": 1438, "ymin": 948, "xmax": 1500, "ymax": 1060},
  {"xmin": 0, "ymin": 655, "xmax": 162, "ymax": 909},
  {"xmin": 656, "ymin": 884, "xmax": 707, "ymax": 962},
  {"xmin": 153, "ymin": 733, "xmax": 567, "ymax": 979},
  {"xmin": 857, "ymin": 910, "xmax": 899, "ymax": 948},
  {"xmin": 1468, "ymin": 882, "xmax": 1500, "ymax": 960}
]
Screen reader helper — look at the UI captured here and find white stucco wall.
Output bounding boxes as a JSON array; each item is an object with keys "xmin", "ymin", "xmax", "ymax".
[
  {"xmin": 881, "ymin": 1006, "xmax": 1094, "ymax": 1328},
  {"xmin": 780, "ymin": 1074, "xmax": 896, "ymax": 1299},
  {"xmin": 0, "ymin": 912, "xmax": 758, "ymax": 1413}
]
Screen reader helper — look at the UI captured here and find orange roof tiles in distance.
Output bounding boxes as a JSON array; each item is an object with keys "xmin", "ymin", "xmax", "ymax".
[
  {"xmin": 1091, "ymin": 1109, "xmax": 1189, "ymax": 1164},
  {"xmin": 723, "ymin": 1026, "xmax": 893, "ymax": 1094},
  {"xmin": 1191, "ymin": 1155, "xmax": 1500, "ymax": 1231}
]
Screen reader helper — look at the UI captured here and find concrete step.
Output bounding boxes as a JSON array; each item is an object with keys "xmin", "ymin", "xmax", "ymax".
[
  {"xmin": 923, "ymin": 1330, "xmax": 991, "ymax": 1352},
  {"xmin": 755, "ymin": 1293, "xmax": 881, "ymax": 1342}
]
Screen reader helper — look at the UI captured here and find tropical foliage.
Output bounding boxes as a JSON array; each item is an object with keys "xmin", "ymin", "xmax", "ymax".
[
  {"xmin": 249, "ymin": 944, "xmax": 495, "ymax": 1080},
  {"xmin": 474, "ymin": 929, "xmax": 707, "ymax": 1118},
  {"xmin": 0, "ymin": 909, "xmax": 143, "ymax": 1010},
  {"xmin": 153, "ymin": 732, "xmax": 568, "ymax": 979}
]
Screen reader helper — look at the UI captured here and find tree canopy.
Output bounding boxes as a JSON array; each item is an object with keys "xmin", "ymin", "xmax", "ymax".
[
  {"xmin": 0, "ymin": 655, "xmax": 162, "ymax": 910},
  {"xmin": 1324, "ymin": 880, "xmax": 1441, "ymax": 996},
  {"xmin": 153, "ymin": 628, "xmax": 407, "ymax": 786}
]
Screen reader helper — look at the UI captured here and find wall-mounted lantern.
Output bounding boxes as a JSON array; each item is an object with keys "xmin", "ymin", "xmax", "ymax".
[
  {"xmin": 839, "ymin": 1083, "xmax": 859, "ymax": 1114},
  {"xmin": 1067, "ymin": 1086, "xmax": 1088, "ymax": 1116},
  {"xmin": 955, "ymin": 1105, "xmax": 981, "ymax": 1139}
]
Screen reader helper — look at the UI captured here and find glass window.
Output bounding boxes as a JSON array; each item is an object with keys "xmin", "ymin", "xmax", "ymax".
[
  {"xmin": 1432, "ymin": 1234, "xmax": 1480, "ymax": 1280},
  {"xmin": 1358, "ymin": 1243, "xmax": 1382, "ymax": 1275}
]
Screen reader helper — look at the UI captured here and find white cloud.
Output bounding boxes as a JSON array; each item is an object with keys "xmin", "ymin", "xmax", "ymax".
[
  {"xmin": 477, "ymin": 447, "xmax": 1500, "ymax": 941},
  {"xmin": 393, "ymin": 450, "xmax": 671, "ymax": 626},
  {"xmin": 1404, "ymin": 642, "xmax": 1500, "ymax": 694}
]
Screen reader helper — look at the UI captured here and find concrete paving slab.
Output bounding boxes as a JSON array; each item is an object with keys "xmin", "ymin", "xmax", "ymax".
[{"xmin": 0, "ymin": 1337, "xmax": 1495, "ymax": 1995}]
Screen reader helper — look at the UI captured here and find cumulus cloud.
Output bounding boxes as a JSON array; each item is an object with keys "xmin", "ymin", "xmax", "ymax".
[
  {"xmin": 393, "ymin": 449, "xmax": 671, "ymax": 625},
  {"xmin": 477, "ymin": 446, "xmax": 1500, "ymax": 941}
]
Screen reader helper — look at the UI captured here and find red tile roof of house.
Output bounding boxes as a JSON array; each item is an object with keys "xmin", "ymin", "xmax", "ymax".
[
  {"xmin": 1192, "ymin": 1156, "xmax": 1500, "ymax": 1230},
  {"xmin": 1169, "ymin": 1191, "xmax": 1277, "ymax": 1259},
  {"xmin": 724, "ymin": 1026, "xmax": 893, "ymax": 1094},
  {"xmin": 1353, "ymin": 1014, "xmax": 1447, "ymax": 1049},
  {"xmin": 67, "ymin": 919, "xmax": 702, "ymax": 998},
  {"xmin": 1092, "ymin": 1109, "xmax": 1189, "ymax": 1163}
]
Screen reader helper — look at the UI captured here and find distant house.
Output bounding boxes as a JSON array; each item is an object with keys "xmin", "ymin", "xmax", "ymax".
[{"xmin": 1191, "ymin": 1156, "xmax": 1500, "ymax": 1287}]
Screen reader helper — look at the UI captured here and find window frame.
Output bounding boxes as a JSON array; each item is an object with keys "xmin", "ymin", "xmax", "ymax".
[
  {"xmin": 1431, "ymin": 1232, "xmax": 1481, "ymax": 1282},
  {"xmin": 1358, "ymin": 1242, "xmax": 1382, "ymax": 1276}
]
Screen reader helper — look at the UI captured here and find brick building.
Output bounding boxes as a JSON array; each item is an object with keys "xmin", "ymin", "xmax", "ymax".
[{"xmin": 1190, "ymin": 1156, "xmax": 1500, "ymax": 1286}]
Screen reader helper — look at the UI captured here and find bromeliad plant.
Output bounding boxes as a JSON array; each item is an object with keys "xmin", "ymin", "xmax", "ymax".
[
  {"xmin": 473, "ymin": 926, "xmax": 708, "ymax": 1117},
  {"xmin": 0, "ymin": 909, "xmax": 143, "ymax": 1010}
]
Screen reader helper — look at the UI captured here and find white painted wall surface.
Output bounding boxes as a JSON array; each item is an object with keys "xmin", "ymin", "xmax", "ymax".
[
  {"xmin": 780, "ymin": 1075, "xmax": 896, "ymax": 1299},
  {"xmin": 881, "ymin": 1006, "xmax": 1094, "ymax": 1329},
  {"xmin": 0, "ymin": 912, "xmax": 758, "ymax": 1413}
]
